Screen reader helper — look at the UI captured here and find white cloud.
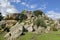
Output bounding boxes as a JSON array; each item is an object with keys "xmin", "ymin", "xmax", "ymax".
[
  {"xmin": 30, "ymin": 5, "xmax": 37, "ymax": 8},
  {"xmin": 21, "ymin": 2, "xmax": 37, "ymax": 9},
  {"xmin": 39, "ymin": 4, "xmax": 47, "ymax": 10},
  {"xmin": 21, "ymin": 2, "xmax": 26, "ymax": 5},
  {"xmin": 8, "ymin": 0, "xmax": 21, "ymax": 3},
  {"xmin": 0, "ymin": 0, "xmax": 18, "ymax": 16},
  {"xmin": 16, "ymin": 0, "xmax": 21, "ymax": 3},
  {"xmin": 26, "ymin": 4, "xmax": 37, "ymax": 9},
  {"xmin": 46, "ymin": 11, "xmax": 60, "ymax": 20},
  {"xmin": 6, "ymin": 8, "xmax": 18, "ymax": 13}
]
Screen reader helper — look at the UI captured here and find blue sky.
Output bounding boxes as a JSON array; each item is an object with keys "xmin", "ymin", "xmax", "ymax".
[
  {"xmin": 1, "ymin": 0, "xmax": 60, "ymax": 19},
  {"xmin": 9, "ymin": 0, "xmax": 60, "ymax": 13}
]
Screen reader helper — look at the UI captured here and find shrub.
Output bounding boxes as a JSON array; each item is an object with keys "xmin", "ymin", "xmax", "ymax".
[
  {"xmin": 34, "ymin": 18, "xmax": 47, "ymax": 28},
  {"xmin": 53, "ymin": 27, "xmax": 58, "ymax": 31},
  {"xmin": 33, "ymin": 10, "xmax": 43, "ymax": 17},
  {"xmin": 0, "ymin": 13, "xmax": 3, "ymax": 21},
  {"xmin": 0, "ymin": 26, "xmax": 2, "ymax": 30},
  {"xmin": 18, "ymin": 14, "xmax": 27, "ymax": 22}
]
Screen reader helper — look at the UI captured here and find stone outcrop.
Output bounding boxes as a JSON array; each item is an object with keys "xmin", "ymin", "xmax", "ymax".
[
  {"xmin": 45, "ymin": 26, "xmax": 51, "ymax": 33},
  {"xmin": 6, "ymin": 20, "xmax": 17, "ymax": 27},
  {"xmin": 4, "ymin": 13, "xmax": 20, "ymax": 20},
  {"xmin": 33, "ymin": 25, "xmax": 45, "ymax": 34},
  {"xmin": 0, "ymin": 20, "xmax": 6, "ymax": 26},
  {"xmin": 24, "ymin": 23, "xmax": 34, "ymax": 32},
  {"xmin": 3, "ymin": 10, "xmax": 60, "ymax": 40},
  {"xmin": 56, "ymin": 24, "xmax": 60, "ymax": 29},
  {"xmin": 4, "ymin": 22, "xmax": 23, "ymax": 40},
  {"xmin": 4, "ymin": 22, "xmax": 34, "ymax": 40},
  {"xmin": 23, "ymin": 11, "xmax": 34, "ymax": 19}
]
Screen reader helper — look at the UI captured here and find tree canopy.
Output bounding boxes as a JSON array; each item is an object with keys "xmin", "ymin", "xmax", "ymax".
[{"xmin": 33, "ymin": 10, "xmax": 43, "ymax": 17}]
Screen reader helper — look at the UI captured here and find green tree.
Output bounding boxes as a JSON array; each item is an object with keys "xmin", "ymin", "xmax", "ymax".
[{"xmin": 33, "ymin": 10, "xmax": 43, "ymax": 17}]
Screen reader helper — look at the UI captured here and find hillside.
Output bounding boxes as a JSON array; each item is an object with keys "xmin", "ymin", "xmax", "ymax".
[{"xmin": 0, "ymin": 10, "xmax": 60, "ymax": 40}]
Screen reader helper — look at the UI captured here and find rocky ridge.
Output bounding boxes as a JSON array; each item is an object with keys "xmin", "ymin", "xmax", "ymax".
[{"xmin": 0, "ymin": 10, "xmax": 60, "ymax": 40}]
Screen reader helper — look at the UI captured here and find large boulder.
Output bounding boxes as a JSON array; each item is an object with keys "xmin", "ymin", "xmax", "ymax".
[
  {"xmin": 0, "ymin": 20, "xmax": 6, "ymax": 26},
  {"xmin": 45, "ymin": 26, "xmax": 51, "ymax": 33},
  {"xmin": 55, "ymin": 24, "xmax": 60, "ymax": 29},
  {"xmin": 34, "ymin": 27, "xmax": 42, "ymax": 34},
  {"xmin": 6, "ymin": 20, "xmax": 17, "ymax": 28},
  {"xmin": 23, "ymin": 24, "xmax": 29, "ymax": 32},
  {"xmin": 4, "ymin": 13, "xmax": 20, "ymax": 20},
  {"xmin": 27, "ymin": 23, "xmax": 34, "ymax": 32},
  {"xmin": 0, "ymin": 20, "xmax": 6, "ymax": 31},
  {"xmin": 4, "ymin": 22, "xmax": 24, "ymax": 40},
  {"xmin": 33, "ymin": 25, "xmax": 38, "ymax": 31},
  {"xmin": 33, "ymin": 26, "xmax": 44, "ymax": 34},
  {"xmin": 23, "ymin": 23, "xmax": 34, "ymax": 32},
  {"xmin": 23, "ymin": 11, "xmax": 34, "ymax": 19}
]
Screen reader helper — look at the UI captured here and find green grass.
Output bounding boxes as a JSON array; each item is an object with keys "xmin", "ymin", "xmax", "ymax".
[
  {"xmin": 17, "ymin": 30, "xmax": 60, "ymax": 40},
  {"xmin": 0, "ymin": 32, "xmax": 6, "ymax": 40},
  {"xmin": 1, "ymin": 30, "xmax": 60, "ymax": 40}
]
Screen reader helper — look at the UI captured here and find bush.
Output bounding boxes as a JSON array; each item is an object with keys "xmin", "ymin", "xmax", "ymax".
[
  {"xmin": 34, "ymin": 18, "xmax": 47, "ymax": 28},
  {"xmin": 33, "ymin": 10, "xmax": 43, "ymax": 17},
  {"xmin": 53, "ymin": 27, "xmax": 58, "ymax": 31},
  {"xmin": 0, "ymin": 26, "xmax": 2, "ymax": 30},
  {"xmin": 18, "ymin": 14, "xmax": 27, "ymax": 22},
  {"xmin": 0, "ymin": 13, "xmax": 3, "ymax": 21}
]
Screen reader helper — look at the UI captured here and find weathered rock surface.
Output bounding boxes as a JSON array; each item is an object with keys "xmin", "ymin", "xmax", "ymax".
[
  {"xmin": 4, "ymin": 22, "xmax": 23, "ymax": 40},
  {"xmin": 27, "ymin": 23, "xmax": 34, "ymax": 32},
  {"xmin": 33, "ymin": 26, "xmax": 44, "ymax": 34},
  {"xmin": 3, "ymin": 10, "xmax": 60, "ymax": 40},
  {"xmin": 4, "ymin": 13, "xmax": 20, "ymax": 20},
  {"xmin": 0, "ymin": 20, "xmax": 6, "ymax": 26},
  {"xmin": 6, "ymin": 20, "xmax": 17, "ymax": 27},
  {"xmin": 56, "ymin": 24, "xmax": 60, "ymax": 29},
  {"xmin": 45, "ymin": 26, "xmax": 50, "ymax": 33}
]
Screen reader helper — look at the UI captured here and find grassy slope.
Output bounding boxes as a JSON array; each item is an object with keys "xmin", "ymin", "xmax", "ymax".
[
  {"xmin": 1, "ymin": 30, "xmax": 60, "ymax": 40},
  {"xmin": 17, "ymin": 30, "xmax": 60, "ymax": 40},
  {"xmin": 0, "ymin": 32, "xmax": 6, "ymax": 40}
]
